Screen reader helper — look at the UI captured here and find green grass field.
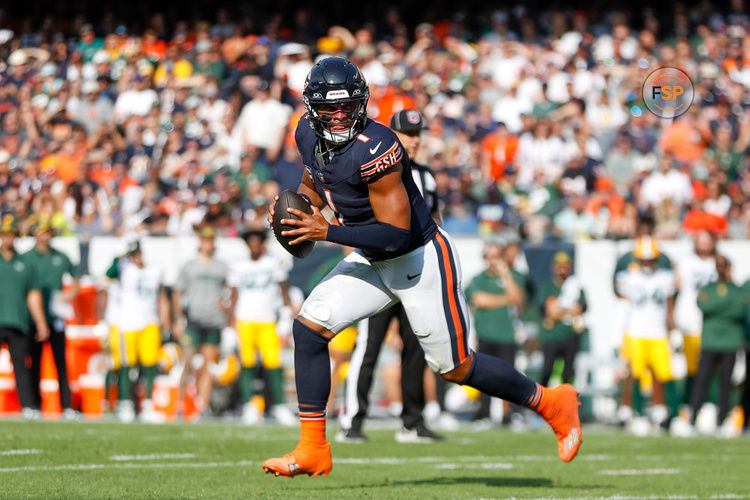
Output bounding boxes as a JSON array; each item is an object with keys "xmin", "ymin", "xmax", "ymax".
[{"xmin": 1, "ymin": 419, "xmax": 748, "ymax": 499}]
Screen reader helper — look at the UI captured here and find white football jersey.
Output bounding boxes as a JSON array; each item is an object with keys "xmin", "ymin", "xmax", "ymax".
[
  {"xmin": 229, "ymin": 254, "xmax": 288, "ymax": 322},
  {"xmin": 675, "ymin": 254, "xmax": 717, "ymax": 335},
  {"xmin": 616, "ymin": 267, "xmax": 676, "ymax": 339},
  {"xmin": 117, "ymin": 261, "xmax": 164, "ymax": 332}
]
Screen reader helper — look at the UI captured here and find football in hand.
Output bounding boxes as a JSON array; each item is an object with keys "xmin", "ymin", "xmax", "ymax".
[{"xmin": 271, "ymin": 190, "xmax": 315, "ymax": 259}]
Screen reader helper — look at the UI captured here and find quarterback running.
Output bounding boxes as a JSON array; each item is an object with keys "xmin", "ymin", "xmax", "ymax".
[{"xmin": 263, "ymin": 57, "xmax": 582, "ymax": 478}]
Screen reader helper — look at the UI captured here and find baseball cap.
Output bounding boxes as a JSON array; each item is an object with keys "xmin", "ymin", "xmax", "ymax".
[
  {"xmin": 198, "ymin": 226, "xmax": 215, "ymax": 239},
  {"xmin": 390, "ymin": 110, "xmax": 426, "ymax": 135},
  {"xmin": 553, "ymin": 251, "xmax": 572, "ymax": 267}
]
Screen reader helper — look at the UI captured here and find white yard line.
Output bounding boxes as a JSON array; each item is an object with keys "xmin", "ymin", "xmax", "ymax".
[
  {"xmin": 0, "ymin": 449, "xmax": 42, "ymax": 456},
  {"xmin": 0, "ymin": 460, "xmax": 257, "ymax": 473},
  {"xmin": 110, "ymin": 453, "xmax": 195, "ymax": 461},
  {"xmin": 598, "ymin": 468, "xmax": 681, "ymax": 476}
]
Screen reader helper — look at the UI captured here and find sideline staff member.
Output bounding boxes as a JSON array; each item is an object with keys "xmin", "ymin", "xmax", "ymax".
[{"xmin": 0, "ymin": 215, "xmax": 49, "ymax": 417}]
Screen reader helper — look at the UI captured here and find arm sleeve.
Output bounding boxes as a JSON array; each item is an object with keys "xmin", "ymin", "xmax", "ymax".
[{"xmin": 326, "ymin": 222, "xmax": 411, "ymax": 254}]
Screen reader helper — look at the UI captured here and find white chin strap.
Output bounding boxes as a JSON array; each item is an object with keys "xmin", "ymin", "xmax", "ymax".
[{"xmin": 322, "ymin": 127, "xmax": 353, "ymax": 144}]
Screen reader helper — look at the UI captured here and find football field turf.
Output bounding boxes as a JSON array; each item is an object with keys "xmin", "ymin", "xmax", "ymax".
[{"xmin": 1, "ymin": 419, "xmax": 748, "ymax": 499}]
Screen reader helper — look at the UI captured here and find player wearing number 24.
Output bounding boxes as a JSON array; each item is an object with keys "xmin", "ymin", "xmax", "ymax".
[{"xmin": 262, "ymin": 57, "xmax": 583, "ymax": 478}]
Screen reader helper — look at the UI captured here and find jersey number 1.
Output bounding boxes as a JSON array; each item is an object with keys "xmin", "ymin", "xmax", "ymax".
[{"xmin": 323, "ymin": 189, "xmax": 344, "ymax": 226}]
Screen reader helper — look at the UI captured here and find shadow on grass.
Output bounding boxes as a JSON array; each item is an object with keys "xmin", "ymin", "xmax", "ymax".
[
  {"xmin": 389, "ymin": 476, "xmax": 554, "ymax": 488},
  {"xmin": 295, "ymin": 476, "xmax": 553, "ymax": 491}
]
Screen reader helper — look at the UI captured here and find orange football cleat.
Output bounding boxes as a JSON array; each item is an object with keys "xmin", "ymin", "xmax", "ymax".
[
  {"xmin": 262, "ymin": 442, "xmax": 332, "ymax": 478},
  {"xmin": 535, "ymin": 384, "xmax": 582, "ymax": 462}
]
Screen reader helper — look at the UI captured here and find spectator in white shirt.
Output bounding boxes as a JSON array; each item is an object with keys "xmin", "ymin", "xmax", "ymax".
[
  {"xmin": 114, "ymin": 74, "xmax": 158, "ymax": 122},
  {"xmin": 640, "ymin": 154, "xmax": 693, "ymax": 210},
  {"xmin": 234, "ymin": 79, "xmax": 292, "ymax": 163}
]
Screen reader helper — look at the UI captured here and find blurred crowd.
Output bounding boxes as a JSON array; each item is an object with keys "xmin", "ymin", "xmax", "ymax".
[{"xmin": 0, "ymin": 3, "xmax": 749, "ymax": 242}]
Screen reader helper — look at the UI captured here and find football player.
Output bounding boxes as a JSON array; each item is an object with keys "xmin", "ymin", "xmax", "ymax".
[
  {"xmin": 674, "ymin": 230, "xmax": 717, "ymax": 410},
  {"xmin": 615, "ymin": 237, "xmax": 679, "ymax": 433},
  {"xmin": 228, "ymin": 229, "xmax": 296, "ymax": 426},
  {"xmin": 263, "ymin": 57, "xmax": 581, "ymax": 478},
  {"xmin": 106, "ymin": 241, "xmax": 170, "ymax": 423}
]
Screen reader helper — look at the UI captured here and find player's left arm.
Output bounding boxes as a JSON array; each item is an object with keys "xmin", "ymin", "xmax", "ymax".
[{"xmin": 283, "ymin": 164, "xmax": 412, "ymax": 254}]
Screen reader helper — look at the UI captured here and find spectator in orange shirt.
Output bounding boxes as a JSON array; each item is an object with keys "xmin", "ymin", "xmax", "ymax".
[
  {"xmin": 658, "ymin": 112, "xmax": 708, "ymax": 163},
  {"xmin": 481, "ymin": 122, "xmax": 519, "ymax": 183}
]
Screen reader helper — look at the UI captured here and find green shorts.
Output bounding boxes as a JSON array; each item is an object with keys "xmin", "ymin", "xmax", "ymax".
[{"xmin": 185, "ymin": 321, "xmax": 221, "ymax": 347}]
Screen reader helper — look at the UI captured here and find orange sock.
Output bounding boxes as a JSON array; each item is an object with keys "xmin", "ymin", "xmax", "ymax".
[{"xmin": 298, "ymin": 417, "xmax": 327, "ymax": 448}]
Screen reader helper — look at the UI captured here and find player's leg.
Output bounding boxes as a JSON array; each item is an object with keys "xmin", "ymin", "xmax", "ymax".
[
  {"xmin": 682, "ymin": 334, "xmax": 702, "ymax": 407},
  {"xmin": 475, "ymin": 339, "xmax": 501, "ymax": 421},
  {"xmin": 27, "ymin": 333, "xmax": 43, "ymax": 410},
  {"xmin": 689, "ymin": 350, "xmax": 713, "ymax": 425},
  {"xmin": 197, "ymin": 335, "xmax": 220, "ymax": 415},
  {"xmin": 327, "ymin": 325, "xmax": 357, "ymax": 416},
  {"xmin": 262, "ymin": 251, "xmax": 396, "ymax": 477},
  {"xmin": 48, "ymin": 324, "xmax": 72, "ymax": 410},
  {"xmin": 118, "ymin": 329, "xmax": 137, "ymax": 411},
  {"xmin": 561, "ymin": 336, "xmax": 580, "ymax": 384},
  {"xmin": 258, "ymin": 322, "xmax": 295, "ymax": 426},
  {"xmin": 4, "ymin": 328, "xmax": 36, "ymax": 411},
  {"xmin": 540, "ymin": 341, "xmax": 557, "ymax": 388},
  {"xmin": 237, "ymin": 320, "xmax": 261, "ymax": 423},
  {"xmin": 715, "ymin": 351, "xmax": 736, "ymax": 427},
  {"xmin": 177, "ymin": 326, "xmax": 198, "ymax": 417},
  {"xmin": 649, "ymin": 338, "xmax": 678, "ymax": 423},
  {"xmin": 743, "ymin": 348, "xmax": 750, "ymax": 431},
  {"xmin": 339, "ymin": 309, "xmax": 391, "ymax": 438},
  {"xmin": 137, "ymin": 325, "xmax": 162, "ymax": 422},
  {"xmin": 396, "ymin": 304, "xmax": 441, "ymax": 441},
  {"xmin": 394, "ymin": 230, "xmax": 581, "ymax": 462}
]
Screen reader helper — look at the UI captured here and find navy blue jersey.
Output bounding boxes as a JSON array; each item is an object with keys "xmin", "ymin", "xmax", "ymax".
[{"xmin": 295, "ymin": 115, "xmax": 438, "ymax": 261}]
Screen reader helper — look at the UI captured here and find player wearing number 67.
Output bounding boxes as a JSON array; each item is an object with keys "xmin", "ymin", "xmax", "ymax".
[{"xmin": 262, "ymin": 57, "xmax": 582, "ymax": 479}]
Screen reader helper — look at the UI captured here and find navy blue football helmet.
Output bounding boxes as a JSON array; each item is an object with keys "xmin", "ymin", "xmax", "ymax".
[{"xmin": 302, "ymin": 57, "xmax": 370, "ymax": 145}]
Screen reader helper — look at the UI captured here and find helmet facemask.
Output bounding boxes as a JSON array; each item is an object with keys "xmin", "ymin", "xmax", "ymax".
[{"xmin": 305, "ymin": 96, "xmax": 368, "ymax": 145}]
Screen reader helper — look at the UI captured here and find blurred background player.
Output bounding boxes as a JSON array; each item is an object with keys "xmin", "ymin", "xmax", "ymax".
[
  {"xmin": 173, "ymin": 227, "xmax": 229, "ymax": 418},
  {"xmin": 674, "ymin": 230, "xmax": 718, "ymax": 413},
  {"xmin": 26, "ymin": 222, "xmax": 80, "ymax": 420},
  {"xmin": 615, "ymin": 236, "xmax": 679, "ymax": 434},
  {"xmin": 228, "ymin": 229, "xmax": 295, "ymax": 426},
  {"xmin": 464, "ymin": 239, "xmax": 525, "ymax": 428},
  {"xmin": 612, "ymin": 216, "xmax": 672, "ymax": 426},
  {"xmin": 537, "ymin": 251, "xmax": 586, "ymax": 388},
  {"xmin": 338, "ymin": 110, "xmax": 443, "ymax": 443},
  {"xmin": 106, "ymin": 241, "xmax": 170, "ymax": 423},
  {"xmin": 683, "ymin": 255, "xmax": 746, "ymax": 436},
  {"xmin": 0, "ymin": 215, "xmax": 48, "ymax": 419}
]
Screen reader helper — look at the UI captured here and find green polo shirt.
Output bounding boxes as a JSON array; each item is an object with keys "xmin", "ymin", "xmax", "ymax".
[
  {"xmin": 536, "ymin": 280, "xmax": 587, "ymax": 343},
  {"xmin": 23, "ymin": 246, "xmax": 79, "ymax": 322},
  {"xmin": 697, "ymin": 281, "xmax": 747, "ymax": 352},
  {"xmin": 0, "ymin": 251, "xmax": 41, "ymax": 334},
  {"xmin": 465, "ymin": 270, "xmax": 525, "ymax": 343}
]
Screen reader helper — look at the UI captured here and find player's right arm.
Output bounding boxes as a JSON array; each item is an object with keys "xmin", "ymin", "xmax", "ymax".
[{"xmin": 297, "ymin": 169, "xmax": 326, "ymax": 209}]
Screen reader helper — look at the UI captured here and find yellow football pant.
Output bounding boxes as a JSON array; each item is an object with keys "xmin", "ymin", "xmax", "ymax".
[
  {"xmin": 629, "ymin": 337, "xmax": 673, "ymax": 383},
  {"xmin": 115, "ymin": 325, "xmax": 162, "ymax": 368},
  {"xmin": 237, "ymin": 321, "xmax": 282, "ymax": 369}
]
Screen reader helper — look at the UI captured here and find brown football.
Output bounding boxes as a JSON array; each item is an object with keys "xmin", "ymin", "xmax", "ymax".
[{"xmin": 271, "ymin": 190, "xmax": 315, "ymax": 259}]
